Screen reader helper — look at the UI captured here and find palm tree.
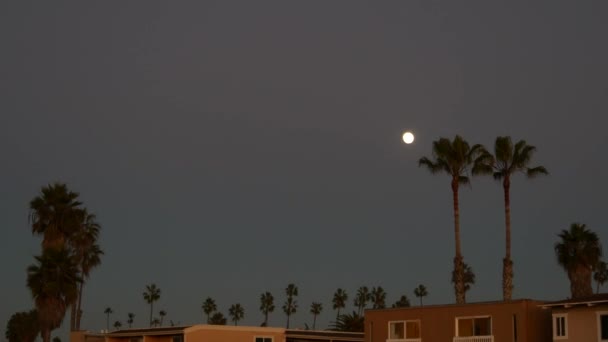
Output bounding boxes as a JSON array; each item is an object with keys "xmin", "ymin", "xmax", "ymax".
[
  {"xmin": 202, "ymin": 297, "xmax": 217, "ymax": 323},
  {"xmin": 595, "ymin": 261, "xmax": 608, "ymax": 294},
  {"xmin": 5, "ymin": 310, "xmax": 39, "ymax": 342},
  {"xmin": 371, "ymin": 286, "xmax": 387, "ymax": 309},
  {"xmin": 332, "ymin": 288, "xmax": 348, "ymax": 321},
  {"xmin": 419, "ymin": 135, "xmax": 488, "ymax": 304},
  {"xmin": 143, "ymin": 284, "xmax": 161, "ymax": 327},
  {"xmin": 127, "ymin": 313, "xmax": 135, "ymax": 328},
  {"xmin": 29, "ymin": 183, "xmax": 84, "ymax": 251},
  {"xmin": 151, "ymin": 318, "xmax": 160, "ymax": 327},
  {"xmin": 228, "ymin": 304, "xmax": 245, "ymax": 326},
  {"xmin": 70, "ymin": 211, "xmax": 103, "ymax": 330},
  {"xmin": 209, "ymin": 312, "xmax": 227, "ymax": 325},
  {"xmin": 113, "ymin": 321, "xmax": 122, "ymax": 331},
  {"xmin": 159, "ymin": 310, "xmax": 166, "ymax": 326},
  {"xmin": 104, "ymin": 307, "xmax": 113, "ymax": 332},
  {"xmin": 555, "ymin": 223, "xmax": 603, "ymax": 298},
  {"xmin": 330, "ymin": 311, "xmax": 364, "ymax": 332},
  {"xmin": 310, "ymin": 302, "xmax": 323, "ymax": 330},
  {"xmin": 413, "ymin": 285, "xmax": 428, "ymax": 306},
  {"xmin": 392, "ymin": 295, "xmax": 410, "ymax": 308},
  {"xmin": 27, "ymin": 248, "xmax": 81, "ymax": 342},
  {"xmin": 354, "ymin": 286, "xmax": 370, "ymax": 315},
  {"xmin": 452, "ymin": 262, "xmax": 476, "ymax": 297},
  {"xmin": 283, "ymin": 283, "xmax": 299, "ymax": 328},
  {"xmin": 259, "ymin": 292, "xmax": 275, "ymax": 326},
  {"xmin": 474, "ymin": 136, "xmax": 548, "ymax": 301}
]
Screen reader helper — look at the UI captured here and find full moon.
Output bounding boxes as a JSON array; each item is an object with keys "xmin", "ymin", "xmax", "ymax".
[{"xmin": 402, "ymin": 132, "xmax": 415, "ymax": 144}]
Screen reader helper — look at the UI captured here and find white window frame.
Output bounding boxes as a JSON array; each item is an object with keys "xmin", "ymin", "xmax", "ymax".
[
  {"xmin": 455, "ymin": 315, "xmax": 492, "ymax": 337},
  {"xmin": 597, "ymin": 311, "xmax": 608, "ymax": 342},
  {"xmin": 552, "ymin": 313, "xmax": 568, "ymax": 340},
  {"xmin": 387, "ymin": 320, "xmax": 421, "ymax": 341},
  {"xmin": 253, "ymin": 337, "xmax": 273, "ymax": 342}
]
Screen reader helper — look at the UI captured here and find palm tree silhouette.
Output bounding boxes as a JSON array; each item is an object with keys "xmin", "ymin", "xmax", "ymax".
[
  {"xmin": 283, "ymin": 284, "xmax": 298, "ymax": 328},
  {"xmin": 143, "ymin": 284, "xmax": 161, "ymax": 327},
  {"xmin": 413, "ymin": 285, "xmax": 428, "ymax": 306},
  {"xmin": 310, "ymin": 302, "xmax": 323, "ymax": 330},
  {"xmin": 332, "ymin": 288, "xmax": 348, "ymax": 321},
  {"xmin": 202, "ymin": 297, "xmax": 217, "ymax": 323},
  {"xmin": 228, "ymin": 304, "xmax": 244, "ymax": 326},
  {"xmin": 259, "ymin": 292, "xmax": 275, "ymax": 326}
]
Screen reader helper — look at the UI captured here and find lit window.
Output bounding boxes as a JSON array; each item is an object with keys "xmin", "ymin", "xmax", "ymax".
[
  {"xmin": 388, "ymin": 321, "xmax": 420, "ymax": 340},
  {"xmin": 552, "ymin": 314, "xmax": 567, "ymax": 339},
  {"xmin": 456, "ymin": 316, "xmax": 492, "ymax": 337}
]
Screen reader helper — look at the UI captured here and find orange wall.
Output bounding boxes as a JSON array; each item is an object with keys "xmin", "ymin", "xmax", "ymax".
[
  {"xmin": 185, "ymin": 325, "xmax": 286, "ymax": 342},
  {"xmin": 365, "ymin": 300, "xmax": 551, "ymax": 342},
  {"xmin": 551, "ymin": 304, "xmax": 608, "ymax": 342}
]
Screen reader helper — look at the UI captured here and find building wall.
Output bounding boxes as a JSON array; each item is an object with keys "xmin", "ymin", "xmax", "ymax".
[
  {"xmin": 185, "ymin": 325, "xmax": 286, "ymax": 342},
  {"xmin": 551, "ymin": 304, "xmax": 608, "ymax": 342},
  {"xmin": 365, "ymin": 300, "xmax": 551, "ymax": 342}
]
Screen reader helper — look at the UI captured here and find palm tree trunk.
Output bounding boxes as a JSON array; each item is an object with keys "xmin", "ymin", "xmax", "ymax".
[
  {"xmin": 452, "ymin": 179, "xmax": 465, "ymax": 304},
  {"xmin": 150, "ymin": 303, "xmax": 154, "ymax": 327},
  {"xmin": 336, "ymin": 308, "xmax": 340, "ymax": 322},
  {"xmin": 313, "ymin": 315, "xmax": 317, "ymax": 330},
  {"xmin": 106, "ymin": 313, "xmax": 109, "ymax": 331},
  {"xmin": 286, "ymin": 313, "xmax": 290, "ymax": 329},
  {"xmin": 503, "ymin": 178, "xmax": 514, "ymax": 301},
  {"xmin": 76, "ymin": 281, "xmax": 85, "ymax": 330},
  {"xmin": 264, "ymin": 312, "xmax": 268, "ymax": 326}
]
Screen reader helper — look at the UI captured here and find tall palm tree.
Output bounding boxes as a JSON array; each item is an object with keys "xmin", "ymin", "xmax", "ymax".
[
  {"xmin": 202, "ymin": 297, "xmax": 217, "ymax": 323},
  {"xmin": 259, "ymin": 292, "xmax": 275, "ymax": 326},
  {"xmin": 27, "ymin": 248, "xmax": 81, "ymax": 342},
  {"xmin": 595, "ymin": 261, "xmax": 608, "ymax": 294},
  {"xmin": 413, "ymin": 285, "xmax": 428, "ymax": 306},
  {"xmin": 70, "ymin": 211, "xmax": 103, "ymax": 330},
  {"xmin": 228, "ymin": 304, "xmax": 244, "ymax": 326},
  {"xmin": 419, "ymin": 135, "xmax": 488, "ymax": 304},
  {"xmin": 370, "ymin": 287, "xmax": 387, "ymax": 309},
  {"xmin": 474, "ymin": 136, "xmax": 548, "ymax": 301},
  {"xmin": 310, "ymin": 302, "xmax": 323, "ymax": 330},
  {"xmin": 143, "ymin": 284, "xmax": 161, "ymax": 327},
  {"xmin": 332, "ymin": 288, "xmax": 348, "ymax": 321},
  {"xmin": 159, "ymin": 310, "xmax": 167, "ymax": 327},
  {"xmin": 103, "ymin": 307, "xmax": 113, "ymax": 332},
  {"xmin": 392, "ymin": 295, "xmax": 410, "ymax": 308},
  {"xmin": 451, "ymin": 262, "xmax": 476, "ymax": 298},
  {"xmin": 354, "ymin": 286, "xmax": 370, "ymax": 316},
  {"xmin": 29, "ymin": 183, "xmax": 84, "ymax": 251},
  {"xmin": 283, "ymin": 283, "xmax": 298, "ymax": 328},
  {"xmin": 127, "ymin": 313, "xmax": 135, "ymax": 328},
  {"xmin": 555, "ymin": 223, "xmax": 603, "ymax": 298}
]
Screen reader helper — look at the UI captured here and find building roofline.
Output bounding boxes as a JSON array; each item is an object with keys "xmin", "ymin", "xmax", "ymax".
[
  {"xmin": 365, "ymin": 298, "xmax": 547, "ymax": 312},
  {"xmin": 540, "ymin": 293, "xmax": 608, "ymax": 308}
]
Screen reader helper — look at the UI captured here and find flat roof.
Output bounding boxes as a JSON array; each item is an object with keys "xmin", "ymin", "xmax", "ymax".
[
  {"xmin": 540, "ymin": 293, "xmax": 608, "ymax": 308},
  {"xmin": 365, "ymin": 298, "xmax": 547, "ymax": 312}
]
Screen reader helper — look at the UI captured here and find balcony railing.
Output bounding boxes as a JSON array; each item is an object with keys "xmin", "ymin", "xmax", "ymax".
[{"xmin": 453, "ymin": 336, "xmax": 493, "ymax": 342}]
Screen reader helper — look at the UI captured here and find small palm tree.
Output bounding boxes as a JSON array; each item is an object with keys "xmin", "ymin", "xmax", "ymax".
[
  {"xmin": 392, "ymin": 295, "xmax": 410, "ymax": 308},
  {"xmin": 283, "ymin": 283, "xmax": 299, "ymax": 328},
  {"xmin": 259, "ymin": 292, "xmax": 275, "ymax": 326},
  {"xmin": 143, "ymin": 284, "xmax": 161, "ymax": 327},
  {"xmin": 354, "ymin": 286, "xmax": 371, "ymax": 315},
  {"xmin": 228, "ymin": 304, "xmax": 245, "ymax": 326},
  {"xmin": 104, "ymin": 307, "xmax": 113, "ymax": 332},
  {"xmin": 413, "ymin": 285, "xmax": 428, "ymax": 306},
  {"xmin": 202, "ymin": 297, "xmax": 217, "ymax": 323},
  {"xmin": 310, "ymin": 302, "xmax": 323, "ymax": 330},
  {"xmin": 555, "ymin": 223, "xmax": 603, "ymax": 298},
  {"xmin": 474, "ymin": 136, "xmax": 548, "ymax": 301},
  {"xmin": 159, "ymin": 310, "xmax": 166, "ymax": 326},
  {"xmin": 209, "ymin": 312, "xmax": 227, "ymax": 325},
  {"xmin": 419, "ymin": 135, "xmax": 488, "ymax": 304},
  {"xmin": 113, "ymin": 320, "xmax": 122, "ymax": 331},
  {"xmin": 371, "ymin": 286, "xmax": 387, "ymax": 309},
  {"xmin": 332, "ymin": 288, "xmax": 348, "ymax": 321},
  {"xmin": 127, "ymin": 313, "xmax": 135, "ymax": 328},
  {"xmin": 595, "ymin": 261, "xmax": 608, "ymax": 294}
]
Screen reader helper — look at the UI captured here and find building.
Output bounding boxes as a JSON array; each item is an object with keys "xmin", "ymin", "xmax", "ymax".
[
  {"xmin": 364, "ymin": 299, "xmax": 551, "ymax": 342},
  {"xmin": 540, "ymin": 293, "xmax": 608, "ymax": 342}
]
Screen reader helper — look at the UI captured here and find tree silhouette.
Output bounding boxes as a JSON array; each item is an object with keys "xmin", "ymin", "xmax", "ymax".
[
  {"xmin": 159, "ymin": 310, "xmax": 166, "ymax": 326},
  {"xmin": 228, "ymin": 304, "xmax": 245, "ymax": 326},
  {"xmin": 354, "ymin": 286, "xmax": 370, "ymax": 315},
  {"xmin": 371, "ymin": 286, "xmax": 387, "ymax": 309},
  {"xmin": 283, "ymin": 283, "xmax": 299, "ymax": 328},
  {"xmin": 202, "ymin": 297, "xmax": 217, "ymax": 323},
  {"xmin": 103, "ymin": 307, "xmax": 113, "ymax": 332},
  {"xmin": 413, "ymin": 285, "xmax": 428, "ymax": 306},
  {"xmin": 259, "ymin": 292, "xmax": 275, "ymax": 327},
  {"xmin": 332, "ymin": 288, "xmax": 348, "ymax": 322},
  {"xmin": 113, "ymin": 321, "xmax": 122, "ymax": 331},
  {"xmin": 595, "ymin": 261, "xmax": 608, "ymax": 294},
  {"xmin": 127, "ymin": 313, "xmax": 135, "ymax": 328},
  {"xmin": 392, "ymin": 295, "xmax": 410, "ymax": 308},
  {"xmin": 310, "ymin": 302, "xmax": 323, "ymax": 330},
  {"xmin": 143, "ymin": 284, "xmax": 161, "ymax": 327}
]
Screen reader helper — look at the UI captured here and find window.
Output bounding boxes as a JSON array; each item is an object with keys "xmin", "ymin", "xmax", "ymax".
[
  {"xmin": 456, "ymin": 316, "xmax": 492, "ymax": 337},
  {"xmin": 597, "ymin": 312, "xmax": 608, "ymax": 341},
  {"xmin": 255, "ymin": 337, "xmax": 273, "ymax": 342},
  {"xmin": 552, "ymin": 314, "xmax": 567, "ymax": 339},
  {"xmin": 388, "ymin": 320, "xmax": 420, "ymax": 340}
]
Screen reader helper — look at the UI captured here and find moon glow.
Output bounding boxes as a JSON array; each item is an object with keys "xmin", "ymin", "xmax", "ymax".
[{"xmin": 402, "ymin": 132, "xmax": 415, "ymax": 144}]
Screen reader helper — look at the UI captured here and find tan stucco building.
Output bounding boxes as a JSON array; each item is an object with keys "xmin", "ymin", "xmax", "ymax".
[{"xmin": 541, "ymin": 293, "xmax": 608, "ymax": 342}]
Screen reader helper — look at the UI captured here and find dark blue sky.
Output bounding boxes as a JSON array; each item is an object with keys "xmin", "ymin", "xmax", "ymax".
[{"xmin": 2, "ymin": 1, "xmax": 607, "ymax": 339}]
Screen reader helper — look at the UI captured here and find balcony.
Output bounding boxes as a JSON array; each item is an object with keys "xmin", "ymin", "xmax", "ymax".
[{"xmin": 453, "ymin": 336, "xmax": 494, "ymax": 342}]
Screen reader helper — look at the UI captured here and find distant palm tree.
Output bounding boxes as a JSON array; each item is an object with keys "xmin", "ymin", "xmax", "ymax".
[
  {"xmin": 371, "ymin": 286, "xmax": 387, "ymax": 309},
  {"xmin": 332, "ymin": 288, "xmax": 348, "ymax": 321},
  {"xmin": 143, "ymin": 284, "xmax": 161, "ymax": 327},
  {"xmin": 474, "ymin": 136, "xmax": 548, "ymax": 301},
  {"xmin": 27, "ymin": 248, "xmax": 81, "ymax": 342},
  {"xmin": 228, "ymin": 304, "xmax": 245, "ymax": 326},
  {"xmin": 159, "ymin": 310, "xmax": 166, "ymax": 326},
  {"xmin": 209, "ymin": 312, "xmax": 227, "ymax": 325},
  {"xmin": 259, "ymin": 292, "xmax": 275, "ymax": 326},
  {"xmin": 151, "ymin": 318, "xmax": 160, "ymax": 327},
  {"xmin": 104, "ymin": 307, "xmax": 113, "ymax": 332},
  {"xmin": 202, "ymin": 297, "xmax": 217, "ymax": 323},
  {"xmin": 330, "ymin": 311, "xmax": 363, "ymax": 332},
  {"xmin": 354, "ymin": 286, "xmax": 371, "ymax": 315},
  {"xmin": 413, "ymin": 285, "xmax": 428, "ymax": 306},
  {"xmin": 595, "ymin": 261, "xmax": 608, "ymax": 294},
  {"xmin": 419, "ymin": 135, "xmax": 487, "ymax": 304},
  {"xmin": 310, "ymin": 302, "xmax": 323, "ymax": 330},
  {"xmin": 555, "ymin": 223, "xmax": 603, "ymax": 298},
  {"xmin": 392, "ymin": 295, "xmax": 410, "ymax": 308},
  {"xmin": 127, "ymin": 313, "xmax": 135, "ymax": 328},
  {"xmin": 283, "ymin": 283, "xmax": 299, "ymax": 328},
  {"xmin": 113, "ymin": 321, "xmax": 122, "ymax": 331}
]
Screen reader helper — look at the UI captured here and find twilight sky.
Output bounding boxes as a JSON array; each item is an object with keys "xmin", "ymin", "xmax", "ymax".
[{"xmin": 1, "ymin": 1, "xmax": 608, "ymax": 339}]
